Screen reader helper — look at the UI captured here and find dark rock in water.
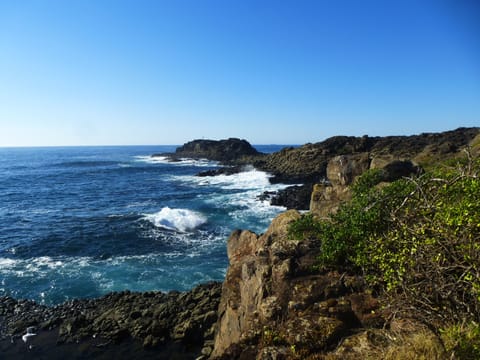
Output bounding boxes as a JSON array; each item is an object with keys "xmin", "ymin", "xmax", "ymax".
[
  {"xmin": 0, "ymin": 282, "xmax": 222, "ymax": 359},
  {"xmin": 170, "ymin": 138, "xmax": 262, "ymax": 163},
  {"xmin": 196, "ymin": 165, "xmax": 245, "ymax": 177},
  {"xmin": 269, "ymin": 184, "xmax": 314, "ymax": 210},
  {"xmin": 257, "ymin": 191, "xmax": 277, "ymax": 202}
]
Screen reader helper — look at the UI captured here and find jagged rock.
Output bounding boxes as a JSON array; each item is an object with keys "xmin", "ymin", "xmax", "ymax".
[
  {"xmin": 326, "ymin": 153, "xmax": 371, "ymax": 187},
  {"xmin": 311, "ymin": 155, "xmax": 423, "ymax": 218},
  {"xmin": 0, "ymin": 282, "xmax": 222, "ymax": 358},
  {"xmin": 256, "ymin": 127, "xmax": 479, "ymax": 185},
  {"xmin": 309, "ymin": 182, "xmax": 351, "ymax": 218},
  {"xmin": 196, "ymin": 165, "xmax": 245, "ymax": 177},
  {"xmin": 211, "ymin": 211, "xmax": 381, "ymax": 359},
  {"xmin": 269, "ymin": 184, "xmax": 313, "ymax": 210}
]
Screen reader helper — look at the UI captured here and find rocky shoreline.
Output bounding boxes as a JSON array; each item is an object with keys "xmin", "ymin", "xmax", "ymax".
[
  {"xmin": 154, "ymin": 128, "xmax": 480, "ymax": 211},
  {"xmin": 1, "ymin": 282, "xmax": 221, "ymax": 359},
  {"xmin": 2, "ymin": 127, "xmax": 479, "ymax": 359}
]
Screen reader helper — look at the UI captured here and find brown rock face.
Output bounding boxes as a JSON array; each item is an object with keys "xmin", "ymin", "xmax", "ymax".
[
  {"xmin": 326, "ymin": 153, "xmax": 371, "ymax": 187},
  {"xmin": 212, "ymin": 211, "xmax": 301, "ymax": 356},
  {"xmin": 309, "ymin": 183, "xmax": 351, "ymax": 218},
  {"xmin": 256, "ymin": 127, "xmax": 479, "ymax": 184},
  {"xmin": 211, "ymin": 211, "xmax": 382, "ymax": 359},
  {"xmin": 310, "ymin": 154, "xmax": 422, "ymax": 218}
]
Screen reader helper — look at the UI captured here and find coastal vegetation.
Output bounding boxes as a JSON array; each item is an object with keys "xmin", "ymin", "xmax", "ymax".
[{"xmin": 289, "ymin": 150, "xmax": 480, "ymax": 358}]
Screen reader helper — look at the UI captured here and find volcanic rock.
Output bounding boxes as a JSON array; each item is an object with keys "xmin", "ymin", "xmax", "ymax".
[{"xmin": 165, "ymin": 138, "xmax": 262, "ymax": 163}]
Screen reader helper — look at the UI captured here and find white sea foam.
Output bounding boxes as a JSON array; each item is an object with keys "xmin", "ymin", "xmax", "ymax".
[
  {"xmin": 0, "ymin": 258, "xmax": 16, "ymax": 267},
  {"xmin": 134, "ymin": 155, "xmax": 169, "ymax": 164},
  {"xmin": 143, "ymin": 207, "xmax": 207, "ymax": 232},
  {"xmin": 196, "ymin": 168, "xmax": 273, "ymax": 189},
  {"xmin": 134, "ymin": 155, "xmax": 217, "ymax": 167},
  {"xmin": 177, "ymin": 167, "xmax": 292, "ymax": 192}
]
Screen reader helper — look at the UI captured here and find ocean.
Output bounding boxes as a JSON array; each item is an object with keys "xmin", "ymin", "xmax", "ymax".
[{"xmin": 0, "ymin": 145, "xmax": 290, "ymax": 305}]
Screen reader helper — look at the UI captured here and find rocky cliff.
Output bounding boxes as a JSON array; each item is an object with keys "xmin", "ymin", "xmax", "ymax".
[
  {"xmin": 210, "ymin": 212, "xmax": 445, "ymax": 359},
  {"xmin": 2, "ymin": 128, "xmax": 478, "ymax": 359},
  {"xmin": 209, "ymin": 128, "xmax": 480, "ymax": 359}
]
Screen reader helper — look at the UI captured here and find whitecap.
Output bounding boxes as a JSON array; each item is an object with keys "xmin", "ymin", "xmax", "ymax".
[
  {"xmin": 143, "ymin": 207, "xmax": 207, "ymax": 232},
  {"xmin": 134, "ymin": 155, "xmax": 218, "ymax": 167},
  {"xmin": 134, "ymin": 155, "xmax": 170, "ymax": 164},
  {"xmin": 177, "ymin": 167, "xmax": 290, "ymax": 191},
  {"xmin": 0, "ymin": 258, "xmax": 17, "ymax": 267}
]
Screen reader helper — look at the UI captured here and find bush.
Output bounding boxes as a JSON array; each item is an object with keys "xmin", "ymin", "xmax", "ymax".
[
  {"xmin": 289, "ymin": 154, "xmax": 480, "ymax": 324},
  {"xmin": 287, "ymin": 213, "xmax": 322, "ymax": 241},
  {"xmin": 441, "ymin": 321, "xmax": 480, "ymax": 359},
  {"xmin": 363, "ymin": 157, "xmax": 480, "ymax": 322}
]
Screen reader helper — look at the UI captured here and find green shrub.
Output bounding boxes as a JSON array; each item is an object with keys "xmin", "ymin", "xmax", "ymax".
[
  {"xmin": 288, "ymin": 213, "xmax": 322, "ymax": 241},
  {"xmin": 317, "ymin": 169, "xmax": 414, "ymax": 268},
  {"xmin": 441, "ymin": 321, "xmax": 480, "ymax": 359},
  {"xmin": 289, "ymin": 154, "xmax": 480, "ymax": 324}
]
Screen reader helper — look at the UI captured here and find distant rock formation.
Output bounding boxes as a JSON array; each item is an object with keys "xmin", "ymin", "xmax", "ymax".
[
  {"xmin": 158, "ymin": 138, "xmax": 262, "ymax": 163},
  {"xmin": 255, "ymin": 127, "xmax": 479, "ymax": 184},
  {"xmin": 150, "ymin": 128, "xmax": 480, "ymax": 211},
  {"xmin": 257, "ymin": 127, "xmax": 479, "ymax": 210}
]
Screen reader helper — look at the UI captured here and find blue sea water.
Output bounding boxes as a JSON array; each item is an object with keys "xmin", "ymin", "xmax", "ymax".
[{"xmin": 0, "ymin": 145, "xmax": 290, "ymax": 305}]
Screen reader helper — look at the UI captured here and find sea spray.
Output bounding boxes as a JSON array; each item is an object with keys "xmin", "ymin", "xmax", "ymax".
[{"xmin": 143, "ymin": 207, "xmax": 207, "ymax": 232}]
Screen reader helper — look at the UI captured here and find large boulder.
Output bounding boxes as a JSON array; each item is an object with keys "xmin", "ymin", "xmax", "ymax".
[{"xmin": 326, "ymin": 153, "xmax": 371, "ymax": 187}]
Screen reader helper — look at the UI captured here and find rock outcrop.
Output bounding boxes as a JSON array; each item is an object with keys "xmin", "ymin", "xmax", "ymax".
[
  {"xmin": 151, "ymin": 128, "xmax": 479, "ymax": 211},
  {"xmin": 210, "ymin": 209, "xmax": 448, "ymax": 359},
  {"xmin": 158, "ymin": 138, "xmax": 262, "ymax": 163},
  {"xmin": 310, "ymin": 155, "xmax": 423, "ymax": 218},
  {"xmin": 255, "ymin": 127, "xmax": 479, "ymax": 184},
  {"xmin": 211, "ymin": 211, "xmax": 388, "ymax": 359}
]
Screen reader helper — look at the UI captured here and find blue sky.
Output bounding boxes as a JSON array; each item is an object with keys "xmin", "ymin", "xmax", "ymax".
[{"xmin": 0, "ymin": 0, "xmax": 478, "ymax": 146}]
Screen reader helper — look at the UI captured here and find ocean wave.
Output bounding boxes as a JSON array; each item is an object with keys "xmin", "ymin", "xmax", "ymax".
[
  {"xmin": 134, "ymin": 155, "xmax": 218, "ymax": 167},
  {"xmin": 0, "ymin": 251, "xmax": 226, "ymax": 304},
  {"xmin": 143, "ymin": 207, "xmax": 207, "ymax": 232},
  {"xmin": 179, "ymin": 167, "xmax": 276, "ymax": 190}
]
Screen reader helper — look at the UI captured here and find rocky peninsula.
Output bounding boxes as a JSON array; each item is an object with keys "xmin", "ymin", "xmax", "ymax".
[{"xmin": 2, "ymin": 127, "xmax": 479, "ymax": 359}]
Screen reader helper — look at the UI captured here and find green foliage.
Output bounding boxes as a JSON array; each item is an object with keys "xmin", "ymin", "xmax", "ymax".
[
  {"xmin": 441, "ymin": 321, "xmax": 480, "ymax": 359},
  {"xmin": 364, "ymin": 158, "xmax": 480, "ymax": 321},
  {"xmin": 318, "ymin": 169, "xmax": 414, "ymax": 268},
  {"xmin": 261, "ymin": 326, "xmax": 286, "ymax": 346},
  {"xmin": 289, "ymin": 154, "xmax": 480, "ymax": 324},
  {"xmin": 350, "ymin": 168, "xmax": 384, "ymax": 196},
  {"xmin": 288, "ymin": 213, "xmax": 322, "ymax": 241}
]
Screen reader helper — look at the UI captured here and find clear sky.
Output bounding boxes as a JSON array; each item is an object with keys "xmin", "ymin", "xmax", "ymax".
[{"xmin": 0, "ymin": 0, "xmax": 479, "ymax": 146}]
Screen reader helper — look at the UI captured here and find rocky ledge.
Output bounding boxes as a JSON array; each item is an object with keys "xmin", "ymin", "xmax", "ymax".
[{"xmin": 0, "ymin": 282, "xmax": 221, "ymax": 360}]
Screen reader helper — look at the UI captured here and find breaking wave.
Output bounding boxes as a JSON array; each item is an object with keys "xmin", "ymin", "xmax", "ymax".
[{"xmin": 143, "ymin": 207, "xmax": 207, "ymax": 232}]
